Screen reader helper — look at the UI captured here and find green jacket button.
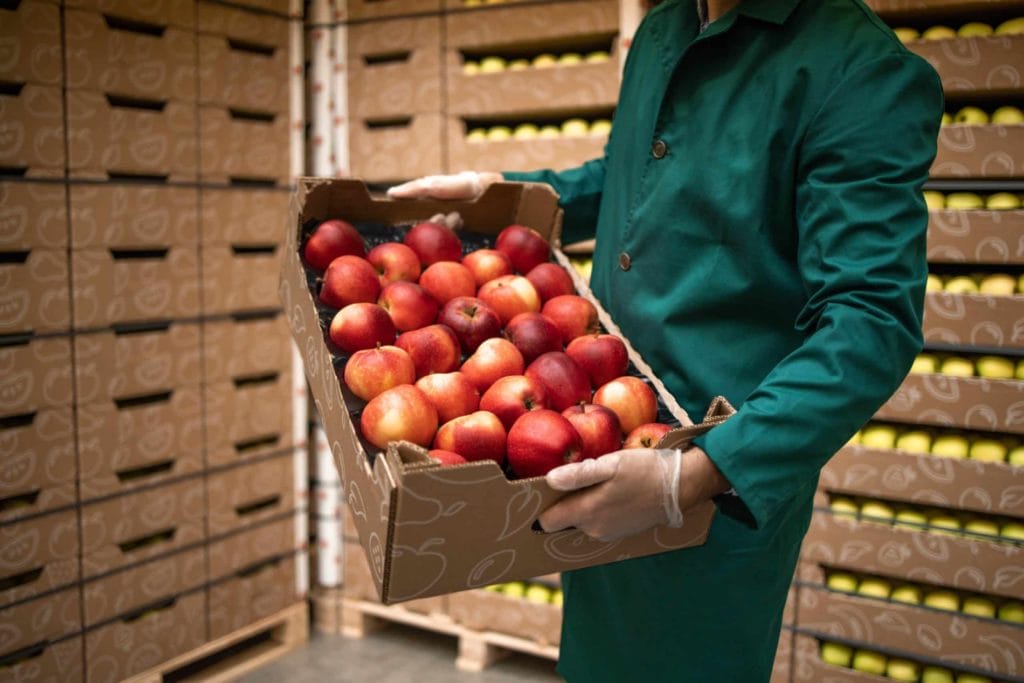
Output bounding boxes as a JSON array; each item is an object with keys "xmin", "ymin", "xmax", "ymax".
[
  {"xmin": 619, "ymin": 252, "xmax": 631, "ymax": 271},
  {"xmin": 652, "ymin": 139, "xmax": 668, "ymax": 159}
]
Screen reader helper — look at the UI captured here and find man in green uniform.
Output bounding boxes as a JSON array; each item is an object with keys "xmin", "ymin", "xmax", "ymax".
[{"xmin": 389, "ymin": 0, "xmax": 942, "ymax": 679}]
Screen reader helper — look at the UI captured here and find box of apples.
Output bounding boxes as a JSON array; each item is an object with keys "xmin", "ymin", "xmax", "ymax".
[{"xmin": 280, "ymin": 178, "xmax": 731, "ymax": 603}]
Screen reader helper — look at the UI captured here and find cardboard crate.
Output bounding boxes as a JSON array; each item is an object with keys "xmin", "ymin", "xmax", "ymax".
[
  {"xmin": 0, "ymin": 407, "xmax": 76, "ymax": 523},
  {"xmin": 791, "ymin": 631, "xmax": 883, "ymax": 683},
  {"xmin": 80, "ymin": 476, "xmax": 205, "ymax": 578},
  {"xmin": 875, "ymin": 372, "xmax": 1024, "ymax": 434},
  {"xmin": 82, "ymin": 545, "xmax": 206, "ymax": 627},
  {"xmin": 772, "ymin": 627, "xmax": 793, "ymax": 683},
  {"xmin": 0, "ymin": 0, "xmax": 62, "ymax": 86},
  {"xmin": 64, "ymin": 9, "xmax": 198, "ymax": 101},
  {"xmin": 932, "ymin": 124, "xmax": 1024, "ymax": 179},
  {"xmin": 208, "ymin": 514, "xmax": 298, "ymax": 580},
  {"xmin": 346, "ymin": 0, "xmax": 441, "ymax": 21},
  {"xmin": 343, "ymin": 539, "xmax": 446, "ymax": 617},
  {"xmin": 800, "ymin": 511, "xmax": 1022, "ymax": 602},
  {"xmin": 0, "ymin": 84, "xmax": 65, "ymax": 177},
  {"xmin": 0, "ymin": 635, "xmax": 82, "ymax": 683},
  {"xmin": 446, "ymin": 0, "xmax": 617, "ymax": 51},
  {"xmin": 0, "ymin": 336, "xmax": 73, "ymax": 418},
  {"xmin": 198, "ymin": 34, "xmax": 289, "ymax": 113},
  {"xmin": 865, "ymin": 0, "xmax": 1024, "ymax": 19},
  {"xmin": 0, "ymin": 509, "xmax": 79, "ymax": 608},
  {"xmin": 281, "ymin": 179, "xmax": 723, "ymax": 603},
  {"xmin": 448, "ymin": 588, "xmax": 561, "ymax": 647},
  {"xmin": 202, "ymin": 313, "xmax": 292, "ymax": 384},
  {"xmin": 927, "ymin": 209, "xmax": 1024, "ymax": 265},
  {"xmin": 221, "ymin": 0, "xmax": 294, "ymax": 15},
  {"xmin": 209, "ymin": 553, "xmax": 300, "ymax": 640},
  {"xmin": 447, "ymin": 116, "xmax": 608, "ymax": 173},
  {"xmin": 349, "ymin": 114, "xmax": 445, "ymax": 182},
  {"xmin": 198, "ymin": 1, "xmax": 290, "ymax": 46},
  {"xmin": 69, "ymin": 182, "xmax": 199, "ymax": 249},
  {"xmin": 822, "ymin": 445, "xmax": 1024, "ymax": 519},
  {"xmin": 199, "ymin": 186, "xmax": 290, "ymax": 245},
  {"xmin": 76, "ymin": 386, "xmax": 203, "ymax": 501},
  {"xmin": 922, "ymin": 291, "xmax": 1024, "ymax": 349},
  {"xmin": 200, "ymin": 243, "xmax": 284, "ymax": 315},
  {"xmin": 65, "ymin": 0, "xmax": 196, "ymax": 30},
  {"xmin": 0, "ymin": 588, "xmax": 81, "ymax": 663},
  {"xmin": 203, "ymin": 372, "xmax": 294, "ymax": 466},
  {"xmin": 0, "ymin": 249, "xmax": 72, "ymax": 336},
  {"xmin": 0, "ymin": 181, "xmax": 68, "ymax": 251},
  {"xmin": 84, "ymin": 589, "xmax": 207, "ymax": 683},
  {"xmin": 347, "ymin": 16, "xmax": 442, "ymax": 119},
  {"xmin": 206, "ymin": 454, "xmax": 296, "ymax": 537},
  {"xmin": 70, "ymin": 246, "xmax": 201, "ymax": 329},
  {"xmin": 911, "ymin": 35, "xmax": 1024, "ymax": 98},
  {"xmin": 199, "ymin": 106, "xmax": 290, "ymax": 184}
]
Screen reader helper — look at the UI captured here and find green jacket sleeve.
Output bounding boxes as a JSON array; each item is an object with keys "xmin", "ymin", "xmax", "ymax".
[
  {"xmin": 697, "ymin": 53, "xmax": 944, "ymax": 530},
  {"xmin": 503, "ymin": 156, "xmax": 606, "ymax": 245}
]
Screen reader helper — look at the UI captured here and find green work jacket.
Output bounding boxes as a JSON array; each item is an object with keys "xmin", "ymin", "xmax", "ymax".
[{"xmin": 505, "ymin": 0, "xmax": 942, "ymax": 680}]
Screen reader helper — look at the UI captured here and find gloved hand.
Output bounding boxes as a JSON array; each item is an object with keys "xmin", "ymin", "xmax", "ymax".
[
  {"xmin": 386, "ymin": 171, "xmax": 503, "ymax": 201},
  {"xmin": 538, "ymin": 448, "xmax": 685, "ymax": 542}
]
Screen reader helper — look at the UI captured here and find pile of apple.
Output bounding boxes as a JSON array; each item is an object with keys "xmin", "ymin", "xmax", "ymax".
[
  {"xmin": 894, "ymin": 16, "xmax": 1024, "ymax": 42},
  {"xmin": 925, "ymin": 190, "xmax": 1023, "ymax": 211},
  {"xmin": 851, "ymin": 422, "xmax": 1023, "ymax": 466},
  {"xmin": 818, "ymin": 640, "xmax": 995, "ymax": 683},
  {"xmin": 304, "ymin": 217, "xmax": 672, "ymax": 479},
  {"xmin": 939, "ymin": 105, "xmax": 1023, "ymax": 127},
  {"xmin": 911, "ymin": 352, "xmax": 1023, "ymax": 380},
  {"xmin": 466, "ymin": 117, "xmax": 611, "ymax": 143},
  {"xmin": 462, "ymin": 50, "xmax": 610, "ymax": 76},
  {"xmin": 829, "ymin": 495, "xmax": 1024, "ymax": 544},
  {"xmin": 484, "ymin": 580, "xmax": 563, "ymax": 606},
  {"xmin": 925, "ymin": 271, "xmax": 1024, "ymax": 296}
]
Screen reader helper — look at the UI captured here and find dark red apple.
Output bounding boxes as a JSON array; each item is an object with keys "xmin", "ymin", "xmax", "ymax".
[
  {"xmin": 434, "ymin": 411, "xmax": 507, "ymax": 465},
  {"xmin": 419, "ymin": 261, "xmax": 477, "ymax": 306},
  {"xmin": 593, "ymin": 376, "xmax": 659, "ymax": 435},
  {"xmin": 496, "ymin": 224, "xmax": 549, "ymax": 274},
  {"xmin": 319, "ymin": 255, "xmax": 381, "ymax": 309},
  {"xmin": 562, "ymin": 403, "xmax": 622, "ymax": 460},
  {"xmin": 526, "ymin": 262, "xmax": 575, "ymax": 302},
  {"xmin": 506, "ymin": 409, "xmax": 583, "ymax": 478},
  {"xmin": 504, "ymin": 312, "xmax": 563, "ymax": 364},
  {"xmin": 437, "ymin": 296, "xmax": 502, "ymax": 353},
  {"xmin": 565, "ymin": 334, "xmax": 629, "ymax": 389},
  {"xmin": 480, "ymin": 374, "xmax": 548, "ymax": 431},
  {"xmin": 404, "ymin": 221, "xmax": 462, "ymax": 266},
  {"xmin": 304, "ymin": 219, "xmax": 365, "ymax": 270},
  {"xmin": 395, "ymin": 324, "xmax": 461, "ymax": 377},
  {"xmin": 524, "ymin": 351, "xmax": 591, "ymax": 412},
  {"xmin": 367, "ymin": 242, "xmax": 420, "ymax": 286},
  {"xmin": 541, "ymin": 294, "xmax": 599, "ymax": 344},
  {"xmin": 378, "ymin": 281, "xmax": 437, "ymax": 332},
  {"xmin": 329, "ymin": 302, "xmax": 396, "ymax": 353}
]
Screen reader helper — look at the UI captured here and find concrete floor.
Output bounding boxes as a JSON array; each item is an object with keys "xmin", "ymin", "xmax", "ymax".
[{"xmin": 240, "ymin": 624, "xmax": 563, "ymax": 682}]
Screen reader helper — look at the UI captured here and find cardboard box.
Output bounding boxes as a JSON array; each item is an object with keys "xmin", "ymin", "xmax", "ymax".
[
  {"xmin": 202, "ymin": 313, "xmax": 292, "ymax": 384},
  {"xmin": 220, "ymin": 0, "xmax": 294, "ymax": 16},
  {"xmin": 771, "ymin": 627, "xmax": 792, "ymax": 683},
  {"xmin": 70, "ymin": 246, "xmax": 201, "ymax": 329},
  {"xmin": 922, "ymin": 291, "xmax": 1024, "ymax": 349},
  {"xmin": 64, "ymin": 9, "xmax": 198, "ymax": 102},
  {"xmin": 204, "ymin": 371, "xmax": 294, "ymax": 466},
  {"xmin": 864, "ymin": 0, "xmax": 1011, "ymax": 20},
  {"xmin": 932, "ymin": 124, "xmax": 1024, "ymax": 179},
  {"xmin": 346, "ymin": 0, "xmax": 441, "ymax": 21},
  {"xmin": 69, "ymin": 182, "xmax": 199, "ymax": 249},
  {"xmin": 0, "ymin": 635, "xmax": 83, "ymax": 683},
  {"xmin": 797, "ymin": 583, "xmax": 1023, "ymax": 679},
  {"xmin": 76, "ymin": 386, "xmax": 203, "ymax": 501},
  {"xmin": 0, "ymin": 0, "xmax": 62, "ymax": 86},
  {"xmin": 80, "ymin": 476, "xmax": 206, "ymax": 578},
  {"xmin": 200, "ymin": 243, "xmax": 285, "ymax": 315},
  {"xmin": 447, "ymin": 117, "xmax": 608, "ymax": 173},
  {"xmin": 349, "ymin": 114, "xmax": 445, "ymax": 182},
  {"xmin": 342, "ymin": 539, "xmax": 445, "ymax": 616},
  {"xmin": 198, "ymin": 1, "xmax": 290, "ymax": 46},
  {"xmin": 0, "ymin": 407, "xmax": 76, "ymax": 523},
  {"xmin": 280, "ymin": 179, "xmax": 722, "ymax": 603},
  {"xmin": 875, "ymin": 372, "xmax": 1024, "ymax": 434},
  {"xmin": 206, "ymin": 453, "xmax": 296, "ymax": 537},
  {"xmin": 0, "ymin": 337, "xmax": 72, "ymax": 418},
  {"xmin": 800, "ymin": 511, "xmax": 1022, "ymax": 602},
  {"xmin": 0, "ymin": 181, "xmax": 68, "ymax": 251},
  {"xmin": 0, "ymin": 85, "xmax": 65, "ymax": 177},
  {"xmin": 0, "ymin": 587, "xmax": 81, "ymax": 658},
  {"xmin": 199, "ymin": 106, "xmax": 290, "ymax": 184},
  {"xmin": 84, "ymin": 589, "xmax": 207, "ymax": 683},
  {"xmin": 198, "ymin": 35, "xmax": 289, "ymax": 113},
  {"xmin": 65, "ymin": 0, "xmax": 196, "ymax": 30},
  {"xmin": 446, "ymin": 0, "xmax": 617, "ymax": 50},
  {"xmin": 927, "ymin": 209, "xmax": 1024, "ymax": 265},
  {"xmin": 208, "ymin": 513, "xmax": 298, "ymax": 580},
  {"xmin": 199, "ymin": 186, "xmax": 290, "ymax": 245},
  {"xmin": 348, "ymin": 16, "xmax": 442, "ymax": 119},
  {"xmin": 66, "ymin": 90, "xmax": 197, "ymax": 181},
  {"xmin": 82, "ymin": 545, "xmax": 206, "ymax": 626},
  {"xmin": 0, "ymin": 249, "xmax": 72, "ymax": 336},
  {"xmin": 448, "ymin": 588, "xmax": 561, "ymax": 647},
  {"xmin": 209, "ymin": 553, "xmax": 299, "ymax": 639},
  {"xmin": 822, "ymin": 445, "xmax": 1024, "ymax": 519},
  {"xmin": 909, "ymin": 35, "xmax": 1024, "ymax": 98},
  {"xmin": 791, "ymin": 631, "xmax": 880, "ymax": 683},
  {"xmin": 0, "ymin": 509, "xmax": 80, "ymax": 608}
]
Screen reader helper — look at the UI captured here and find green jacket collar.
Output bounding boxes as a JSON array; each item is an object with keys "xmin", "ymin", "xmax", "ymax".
[{"xmin": 736, "ymin": 0, "xmax": 802, "ymax": 25}]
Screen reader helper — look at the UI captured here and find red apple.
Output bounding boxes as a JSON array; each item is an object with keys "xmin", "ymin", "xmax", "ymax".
[
  {"xmin": 504, "ymin": 312, "xmax": 563, "ymax": 364},
  {"xmin": 378, "ymin": 281, "xmax": 437, "ymax": 332},
  {"xmin": 419, "ymin": 261, "xmax": 477, "ymax": 306},
  {"xmin": 496, "ymin": 224, "xmax": 549, "ymax": 274},
  {"xmin": 437, "ymin": 296, "xmax": 502, "ymax": 353},
  {"xmin": 320, "ymin": 255, "xmax": 380, "ymax": 309},
  {"xmin": 329, "ymin": 302, "xmax": 396, "ymax": 353},
  {"xmin": 593, "ymin": 376, "xmax": 658, "ymax": 434},
  {"xmin": 395, "ymin": 324, "xmax": 461, "ymax": 377},
  {"xmin": 428, "ymin": 449, "xmax": 468, "ymax": 466},
  {"xmin": 304, "ymin": 218, "xmax": 365, "ymax": 270},
  {"xmin": 462, "ymin": 248, "xmax": 513, "ymax": 286},
  {"xmin": 460, "ymin": 337, "xmax": 525, "ymax": 393},
  {"xmin": 506, "ymin": 409, "xmax": 583, "ymax": 478},
  {"xmin": 360, "ymin": 384, "xmax": 438, "ymax": 449},
  {"xmin": 524, "ymin": 352, "xmax": 591, "ymax": 412},
  {"xmin": 623, "ymin": 423, "xmax": 673, "ymax": 449},
  {"xmin": 477, "ymin": 275, "xmax": 541, "ymax": 325},
  {"xmin": 415, "ymin": 372, "xmax": 480, "ymax": 424},
  {"xmin": 542, "ymin": 295, "xmax": 599, "ymax": 344},
  {"xmin": 562, "ymin": 403, "xmax": 622, "ymax": 460},
  {"xmin": 434, "ymin": 411, "xmax": 507, "ymax": 465},
  {"xmin": 480, "ymin": 374, "xmax": 548, "ymax": 431},
  {"xmin": 343, "ymin": 345, "xmax": 415, "ymax": 401},
  {"xmin": 526, "ymin": 262, "xmax": 575, "ymax": 302},
  {"xmin": 404, "ymin": 221, "xmax": 462, "ymax": 266},
  {"xmin": 367, "ymin": 242, "xmax": 420, "ymax": 286},
  {"xmin": 565, "ymin": 333, "xmax": 629, "ymax": 388}
]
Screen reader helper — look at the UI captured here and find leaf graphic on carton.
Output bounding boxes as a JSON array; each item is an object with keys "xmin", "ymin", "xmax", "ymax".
[
  {"xmin": 0, "ymin": 120, "xmax": 24, "ymax": 156},
  {"xmin": 842, "ymin": 464, "xmax": 878, "ymax": 489},
  {"xmin": 0, "ymin": 369, "xmax": 32, "ymax": 411},
  {"xmin": 958, "ymin": 486, "xmax": 993, "ymax": 511},
  {"xmin": 919, "ymin": 456, "xmax": 956, "ymax": 484},
  {"xmin": 912, "ymin": 532, "xmax": 951, "ymax": 562},
  {"xmin": 993, "ymin": 565, "xmax": 1024, "ymax": 592},
  {"xmin": 0, "ymin": 530, "xmax": 38, "ymax": 571},
  {"xmin": 135, "ymin": 357, "xmax": 172, "ymax": 389},
  {"xmin": 130, "ymin": 135, "xmax": 168, "ymax": 166},
  {"xmin": 999, "ymin": 485, "xmax": 1024, "ymax": 510},
  {"xmin": 981, "ymin": 634, "xmax": 1024, "ymax": 661},
  {"xmin": 497, "ymin": 486, "xmax": 542, "ymax": 541},
  {"xmin": 395, "ymin": 486, "xmax": 464, "ymax": 527},
  {"xmin": 872, "ymin": 609, "xmax": 912, "ymax": 637},
  {"xmin": 467, "ymin": 548, "xmax": 516, "ymax": 588},
  {"xmin": 826, "ymin": 603, "xmax": 873, "ymax": 640},
  {"xmin": 965, "ymin": 404, "xmax": 999, "ymax": 430},
  {"xmin": 0, "ymin": 290, "xmax": 30, "ymax": 329},
  {"xmin": 390, "ymin": 539, "xmax": 447, "ymax": 600},
  {"xmin": 837, "ymin": 540, "xmax": 873, "ymax": 565},
  {"xmin": 544, "ymin": 531, "xmax": 620, "ymax": 563},
  {"xmin": 137, "ymin": 423, "xmax": 174, "ymax": 459},
  {"xmin": 0, "ymin": 203, "xmax": 27, "ymax": 242},
  {"xmin": 916, "ymin": 623, "xmax": 943, "ymax": 652},
  {"xmin": 1005, "ymin": 401, "xmax": 1024, "ymax": 430},
  {"xmin": 880, "ymin": 464, "xmax": 915, "ymax": 491},
  {"xmin": 0, "ymin": 450, "xmax": 32, "ymax": 487}
]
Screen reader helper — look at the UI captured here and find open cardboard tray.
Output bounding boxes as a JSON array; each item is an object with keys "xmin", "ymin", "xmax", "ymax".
[{"xmin": 281, "ymin": 178, "xmax": 725, "ymax": 604}]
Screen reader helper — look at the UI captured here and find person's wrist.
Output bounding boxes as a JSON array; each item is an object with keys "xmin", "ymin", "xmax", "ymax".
[{"xmin": 678, "ymin": 446, "xmax": 730, "ymax": 511}]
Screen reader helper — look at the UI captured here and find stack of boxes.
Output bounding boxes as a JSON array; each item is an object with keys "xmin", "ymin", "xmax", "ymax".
[{"xmin": 1, "ymin": 1, "xmax": 308, "ymax": 680}]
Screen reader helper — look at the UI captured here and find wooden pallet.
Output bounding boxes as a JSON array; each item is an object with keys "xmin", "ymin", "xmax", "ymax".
[
  {"xmin": 123, "ymin": 601, "xmax": 309, "ymax": 683},
  {"xmin": 340, "ymin": 597, "xmax": 559, "ymax": 673}
]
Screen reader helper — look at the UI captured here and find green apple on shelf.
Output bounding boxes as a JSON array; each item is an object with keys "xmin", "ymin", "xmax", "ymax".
[
  {"xmin": 955, "ymin": 674, "xmax": 992, "ymax": 683},
  {"xmin": 911, "ymin": 354, "xmax": 938, "ymax": 373},
  {"xmin": 954, "ymin": 106, "xmax": 990, "ymax": 125},
  {"xmin": 923, "ymin": 190, "xmax": 945, "ymax": 210},
  {"xmin": 985, "ymin": 191, "xmax": 1022, "ymax": 209},
  {"xmin": 846, "ymin": 430, "xmax": 861, "ymax": 446},
  {"xmin": 1009, "ymin": 445, "xmax": 1024, "ymax": 466},
  {"xmin": 826, "ymin": 572, "xmax": 858, "ymax": 593},
  {"xmin": 998, "ymin": 600, "xmax": 1024, "ymax": 623},
  {"xmin": 585, "ymin": 51, "xmax": 610, "ymax": 63},
  {"xmin": 957, "ymin": 22, "xmax": 993, "ymax": 36},
  {"xmin": 552, "ymin": 589, "xmax": 563, "ymax": 607},
  {"xmin": 532, "ymin": 53, "xmax": 557, "ymax": 68},
  {"xmin": 508, "ymin": 58, "xmax": 529, "ymax": 71},
  {"xmin": 558, "ymin": 53, "xmax": 582, "ymax": 66},
  {"xmin": 1001, "ymin": 522, "xmax": 1024, "ymax": 541},
  {"xmin": 487, "ymin": 126, "xmax": 512, "ymax": 141},
  {"xmin": 524, "ymin": 583, "xmax": 552, "ymax": 604},
  {"xmin": 977, "ymin": 275, "xmax": 1016, "ymax": 297},
  {"xmin": 891, "ymin": 585, "xmax": 922, "ymax": 605},
  {"xmin": 894, "ymin": 509, "xmax": 928, "ymax": 530},
  {"xmin": 538, "ymin": 125, "xmax": 560, "ymax": 139},
  {"xmin": 946, "ymin": 192, "xmax": 984, "ymax": 210},
  {"xmin": 922, "ymin": 667, "xmax": 955, "ymax": 683},
  {"xmin": 463, "ymin": 61, "xmax": 480, "ymax": 75},
  {"xmin": 851, "ymin": 649, "xmax": 887, "ymax": 675},
  {"xmin": 941, "ymin": 112, "xmax": 953, "ymax": 126},
  {"xmin": 830, "ymin": 496, "xmax": 859, "ymax": 518},
  {"xmin": 932, "ymin": 434, "xmax": 969, "ymax": 458},
  {"xmin": 968, "ymin": 439, "xmax": 1007, "ymax": 463},
  {"xmin": 964, "ymin": 518, "xmax": 1000, "ymax": 537},
  {"xmin": 589, "ymin": 119, "xmax": 613, "ymax": 136},
  {"xmin": 502, "ymin": 581, "xmax": 526, "ymax": 598},
  {"xmin": 857, "ymin": 577, "xmax": 892, "ymax": 599},
  {"xmin": 861, "ymin": 500, "xmax": 894, "ymax": 524},
  {"xmin": 929, "ymin": 513, "xmax": 962, "ymax": 536},
  {"xmin": 819, "ymin": 641, "xmax": 853, "ymax": 667},
  {"xmin": 893, "ymin": 27, "xmax": 919, "ymax": 43},
  {"xmin": 561, "ymin": 118, "xmax": 589, "ymax": 137},
  {"xmin": 924, "ymin": 589, "xmax": 960, "ymax": 611},
  {"xmin": 513, "ymin": 124, "xmax": 539, "ymax": 140},
  {"xmin": 961, "ymin": 596, "xmax": 996, "ymax": 618},
  {"xmin": 479, "ymin": 56, "xmax": 507, "ymax": 73},
  {"xmin": 861, "ymin": 425, "xmax": 897, "ymax": 450},
  {"xmin": 996, "ymin": 17, "xmax": 1024, "ymax": 34},
  {"xmin": 922, "ymin": 25, "xmax": 957, "ymax": 40},
  {"xmin": 943, "ymin": 276, "xmax": 979, "ymax": 294},
  {"xmin": 939, "ymin": 356, "xmax": 975, "ymax": 376},
  {"xmin": 887, "ymin": 658, "xmax": 921, "ymax": 682},
  {"xmin": 466, "ymin": 128, "xmax": 487, "ymax": 142},
  {"xmin": 896, "ymin": 430, "xmax": 932, "ymax": 454}
]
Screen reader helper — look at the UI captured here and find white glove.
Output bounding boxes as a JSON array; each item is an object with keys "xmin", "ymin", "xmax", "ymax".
[
  {"xmin": 386, "ymin": 171, "xmax": 501, "ymax": 200},
  {"xmin": 538, "ymin": 448, "xmax": 684, "ymax": 542}
]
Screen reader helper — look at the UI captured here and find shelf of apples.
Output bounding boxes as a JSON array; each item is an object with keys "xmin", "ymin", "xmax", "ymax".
[
  {"xmin": 911, "ymin": 351, "xmax": 1023, "ymax": 379},
  {"xmin": 482, "ymin": 581, "xmax": 563, "ymax": 607},
  {"xmin": 465, "ymin": 116, "xmax": 612, "ymax": 144},
  {"xmin": 815, "ymin": 638, "xmax": 1011, "ymax": 683},
  {"xmin": 826, "ymin": 493, "xmax": 1024, "ymax": 546},
  {"xmin": 302, "ymin": 218, "xmax": 678, "ymax": 477},
  {"xmin": 850, "ymin": 422, "xmax": 1022, "ymax": 466},
  {"xmin": 893, "ymin": 17, "xmax": 1024, "ymax": 42},
  {"xmin": 926, "ymin": 270, "xmax": 1024, "ymax": 295},
  {"xmin": 461, "ymin": 50, "xmax": 611, "ymax": 77},
  {"xmin": 937, "ymin": 105, "xmax": 1024, "ymax": 128},
  {"xmin": 924, "ymin": 191, "xmax": 1023, "ymax": 212}
]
